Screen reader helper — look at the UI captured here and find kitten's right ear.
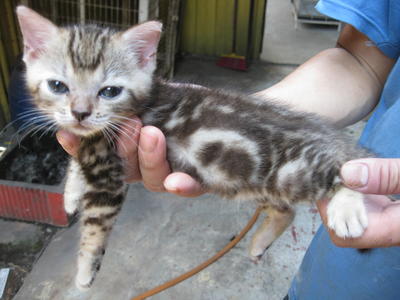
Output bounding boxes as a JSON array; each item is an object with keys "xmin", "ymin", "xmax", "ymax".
[{"xmin": 16, "ymin": 6, "xmax": 58, "ymax": 62}]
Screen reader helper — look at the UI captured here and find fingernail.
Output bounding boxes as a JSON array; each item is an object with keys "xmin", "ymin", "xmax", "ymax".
[
  {"xmin": 341, "ymin": 163, "xmax": 369, "ymax": 188},
  {"xmin": 140, "ymin": 128, "xmax": 158, "ymax": 152},
  {"xmin": 164, "ymin": 176, "xmax": 180, "ymax": 192}
]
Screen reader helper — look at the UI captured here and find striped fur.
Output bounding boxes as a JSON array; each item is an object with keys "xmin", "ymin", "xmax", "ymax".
[{"xmin": 18, "ymin": 6, "xmax": 370, "ymax": 290}]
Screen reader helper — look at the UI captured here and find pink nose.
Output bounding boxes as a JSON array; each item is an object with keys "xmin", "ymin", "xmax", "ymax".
[{"xmin": 72, "ymin": 110, "xmax": 91, "ymax": 122}]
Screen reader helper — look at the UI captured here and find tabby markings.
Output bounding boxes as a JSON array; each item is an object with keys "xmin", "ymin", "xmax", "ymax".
[{"xmin": 169, "ymin": 128, "xmax": 261, "ymax": 187}]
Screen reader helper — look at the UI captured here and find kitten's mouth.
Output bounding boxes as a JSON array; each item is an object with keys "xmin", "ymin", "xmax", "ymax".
[
  {"xmin": 67, "ymin": 123, "xmax": 98, "ymax": 136},
  {"xmin": 73, "ymin": 123, "xmax": 88, "ymax": 130}
]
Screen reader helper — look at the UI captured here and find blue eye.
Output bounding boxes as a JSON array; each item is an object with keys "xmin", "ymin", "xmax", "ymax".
[
  {"xmin": 98, "ymin": 86, "xmax": 123, "ymax": 99},
  {"xmin": 48, "ymin": 80, "xmax": 69, "ymax": 94}
]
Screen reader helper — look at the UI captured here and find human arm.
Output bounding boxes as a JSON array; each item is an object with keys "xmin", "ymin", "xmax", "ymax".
[{"xmin": 254, "ymin": 25, "xmax": 395, "ymax": 127}]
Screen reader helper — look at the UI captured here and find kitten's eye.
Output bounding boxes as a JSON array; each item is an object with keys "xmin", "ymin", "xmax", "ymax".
[
  {"xmin": 98, "ymin": 86, "xmax": 123, "ymax": 99},
  {"xmin": 47, "ymin": 80, "xmax": 69, "ymax": 94}
]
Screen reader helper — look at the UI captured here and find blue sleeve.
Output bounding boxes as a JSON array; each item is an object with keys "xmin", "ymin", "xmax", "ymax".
[{"xmin": 316, "ymin": 0, "xmax": 400, "ymax": 59}]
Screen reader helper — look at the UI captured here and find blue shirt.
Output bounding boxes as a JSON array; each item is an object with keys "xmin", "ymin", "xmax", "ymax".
[
  {"xmin": 289, "ymin": 1, "xmax": 400, "ymax": 299},
  {"xmin": 316, "ymin": 0, "xmax": 400, "ymax": 158}
]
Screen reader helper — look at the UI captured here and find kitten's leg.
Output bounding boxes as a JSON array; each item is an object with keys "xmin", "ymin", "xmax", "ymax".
[
  {"xmin": 249, "ymin": 205, "xmax": 294, "ymax": 261},
  {"xmin": 64, "ymin": 159, "xmax": 86, "ymax": 214},
  {"xmin": 75, "ymin": 136, "xmax": 127, "ymax": 290},
  {"xmin": 75, "ymin": 186, "xmax": 127, "ymax": 290},
  {"xmin": 326, "ymin": 186, "xmax": 368, "ymax": 238}
]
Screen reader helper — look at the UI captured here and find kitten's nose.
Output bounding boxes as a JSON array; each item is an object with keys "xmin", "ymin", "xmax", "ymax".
[{"xmin": 72, "ymin": 110, "xmax": 91, "ymax": 122}]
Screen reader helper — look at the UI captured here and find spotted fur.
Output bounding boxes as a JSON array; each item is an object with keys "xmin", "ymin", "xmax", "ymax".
[{"xmin": 17, "ymin": 6, "xmax": 371, "ymax": 290}]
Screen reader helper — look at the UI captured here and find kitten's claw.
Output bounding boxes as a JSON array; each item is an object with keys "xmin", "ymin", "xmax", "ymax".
[{"xmin": 327, "ymin": 187, "xmax": 368, "ymax": 238}]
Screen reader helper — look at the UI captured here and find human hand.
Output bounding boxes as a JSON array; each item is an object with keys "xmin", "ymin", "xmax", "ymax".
[
  {"xmin": 317, "ymin": 158, "xmax": 400, "ymax": 248},
  {"xmin": 340, "ymin": 158, "xmax": 400, "ymax": 195},
  {"xmin": 56, "ymin": 117, "xmax": 204, "ymax": 197}
]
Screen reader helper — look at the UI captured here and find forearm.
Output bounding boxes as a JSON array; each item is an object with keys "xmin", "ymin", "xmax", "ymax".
[
  {"xmin": 255, "ymin": 47, "xmax": 381, "ymax": 128},
  {"xmin": 255, "ymin": 25, "xmax": 395, "ymax": 128}
]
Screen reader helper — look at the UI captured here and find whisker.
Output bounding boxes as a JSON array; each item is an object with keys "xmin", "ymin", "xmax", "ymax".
[
  {"xmin": 10, "ymin": 116, "xmax": 50, "ymax": 145},
  {"xmin": 112, "ymin": 122, "xmax": 141, "ymax": 136},
  {"xmin": 27, "ymin": 121, "xmax": 54, "ymax": 138},
  {"xmin": 38, "ymin": 121, "xmax": 59, "ymax": 139},
  {"xmin": 102, "ymin": 127, "xmax": 116, "ymax": 150},
  {"xmin": 110, "ymin": 115, "xmax": 141, "ymax": 123},
  {"xmin": 106, "ymin": 126, "xmax": 128, "ymax": 155},
  {"xmin": 15, "ymin": 115, "xmax": 51, "ymax": 134},
  {"xmin": 106, "ymin": 122, "xmax": 139, "ymax": 146},
  {"xmin": 109, "ymin": 117, "xmax": 142, "ymax": 133},
  {"xmin": 106, "ymin": 122, "xmax": 139, "ymax": 153},
  {"xmin": 0, "ymin": 109, "xmax": 48, "ymax": 135},
  {"xmin": 111, "ymin": 119, "xmax": 155, "ymax": 141},
  {"xmin": 11, "ymin": 123, "xmax": 45, "ymax": 146}
]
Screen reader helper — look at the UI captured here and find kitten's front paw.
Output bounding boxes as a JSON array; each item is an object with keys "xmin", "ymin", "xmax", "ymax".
[
  {"xmin": 75, "ymin": 267, "xmax": 94, "ymax": 291},
  {"xmin": 63, "ymin": 193, "xmax": 79, "ymax": 215},
  {"xmin": 327, "ymin": 187, "xmax": 368, "ymax": 238},
  {"xmin": 64, "ymin": 201, "xmax": 78, "ymax": 215}
]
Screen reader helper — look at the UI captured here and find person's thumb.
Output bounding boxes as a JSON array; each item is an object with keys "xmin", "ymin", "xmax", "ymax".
[
  {"xmin": 56, "ymin": 130, "xmax": 80, "ymax": 157},
  {"xmin": 341, "ymin": 158, "xmax": 400, "ymax": 195}
]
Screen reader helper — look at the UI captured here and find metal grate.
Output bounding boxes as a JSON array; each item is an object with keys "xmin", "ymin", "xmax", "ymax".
[{"xmin": 24, "ymin": 0, "xmax": 139, "ymax": 29}]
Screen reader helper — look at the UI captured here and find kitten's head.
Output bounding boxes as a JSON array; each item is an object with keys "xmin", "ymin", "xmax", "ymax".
[{"xmin": 16, "ymin": 6, "xmax": 162, "ymax": 137}]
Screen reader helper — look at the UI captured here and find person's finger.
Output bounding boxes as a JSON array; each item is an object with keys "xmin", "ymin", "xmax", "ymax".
[
  {"xmin": 138, "ymin": 126, "xmax": 171, "ymax": 192},
  {"xmin": 341, "ymin": 158, "xmax": 400, "ymax": 195},
  {"xmin": 56, "ymin": 129, "xmax": 80, "ymax": 157},
  {"xmin": 117, "ymin": 117, "xmax": 142, "ymax": 182},
  {"xmin": 164, "ymin": 172, "xmax": 205, "ymax": 197}
]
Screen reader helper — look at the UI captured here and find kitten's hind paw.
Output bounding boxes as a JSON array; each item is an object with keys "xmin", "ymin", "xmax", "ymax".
[
  {"xmin": 75, "ymin": 269, "xmax": 94, "ymax": 291},
  {"xmin": 327, "ymin": 187, "xmax": 368, "ymax": 238},
  {"xmin": 249, "ymin": 245, "xmax": 270, "ymax": 263}
]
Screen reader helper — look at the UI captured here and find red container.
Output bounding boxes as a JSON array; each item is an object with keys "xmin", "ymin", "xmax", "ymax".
[
  {"xmin": 0, "ymin": 180, "xmax": 68, "ymax": 226},
  {"xmin": 0, "ymin": 134, "xmax": 69, "ymax": 227}
]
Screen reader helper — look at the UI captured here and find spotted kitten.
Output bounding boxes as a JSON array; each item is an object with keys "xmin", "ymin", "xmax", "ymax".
[{"xmin": 17, "ymin": 6, "xmax": 369, "ymax": 290}]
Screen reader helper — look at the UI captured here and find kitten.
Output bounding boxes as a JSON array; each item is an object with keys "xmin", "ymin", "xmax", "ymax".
[{"xmin": 17, "ymin": 6, "xmax": 369, "ymax": 290}]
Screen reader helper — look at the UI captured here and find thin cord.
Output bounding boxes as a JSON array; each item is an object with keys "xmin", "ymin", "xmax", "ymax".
[{"xmin": 131, "ymin": 207, "xmax": 262, "ymax": 300}]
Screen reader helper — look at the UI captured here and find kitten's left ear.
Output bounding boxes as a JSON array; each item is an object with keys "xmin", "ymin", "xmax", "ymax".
[
  {"xmin": 122, "ymin": 21, "xmax": 162, "ymax": 68},
  {"xmin": 16, "ymin": 6, "xmax": 58, "ymax": 62}
]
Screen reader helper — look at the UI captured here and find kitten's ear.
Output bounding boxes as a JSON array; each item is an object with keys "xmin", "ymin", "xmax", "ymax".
[
  {"xmin": 16, "ymin": 6, "xmax": 58, "ymax": 62},
  {"xmin": 122, "ymin": 21, "xmax": 162, "ymax": 68}
]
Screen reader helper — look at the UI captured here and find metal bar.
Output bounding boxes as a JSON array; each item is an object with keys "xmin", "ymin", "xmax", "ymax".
[
  {"xmin": 139, "ymin": 0, "xmax": 148, "ymax": 22},
  {"xmin": 80, "ymin": 0, "xmax": 86, "ymax": 24}
]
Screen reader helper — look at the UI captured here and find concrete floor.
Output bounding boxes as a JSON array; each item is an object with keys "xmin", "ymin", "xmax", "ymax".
[{"xmin": 261, "ymin": 0, "xmax": 339, "ymax": 64}]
